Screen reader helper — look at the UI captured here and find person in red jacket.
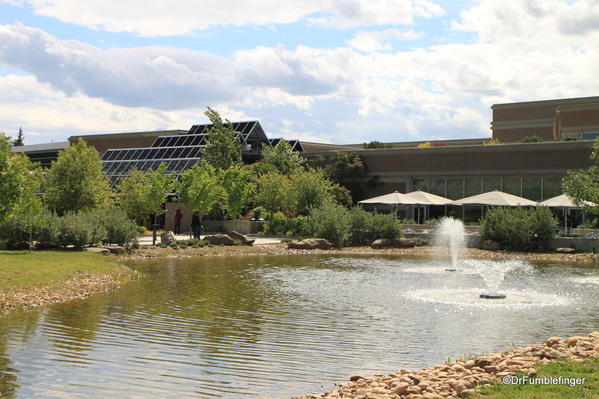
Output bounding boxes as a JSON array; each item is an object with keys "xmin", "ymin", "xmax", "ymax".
[{"xmin": 174, "ymin": 209, "xmax": 183, "ymax": 235}]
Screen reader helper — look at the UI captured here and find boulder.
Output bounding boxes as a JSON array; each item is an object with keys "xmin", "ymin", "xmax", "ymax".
[
  {"xmin": 370, "ymin": 238, "xmax": 416, "ymax": 249},
  {"xmin": 85, "ymin": 247, "xmax": 111, "ymax": 255},
  {"xmin": 227, "ymin": 231, "xmax": 255, "ymax": 246},
  {"xmin": 479, "ymin": 240, "xmax": 501, "ymax": 250},
  {"xmin": 287, "ymin": 238, "xmax": 333, "ymax": 250},
  {"xmin": 160, "ymin": 231, "xmax": 177, "ymax": 245},
  {"xmin": 555, "ymin": 247, "xmax": 576, "ymax": 254},
  {"xmin": 203, "ymin": 234, "xmax": 237, "ymax": 246}
]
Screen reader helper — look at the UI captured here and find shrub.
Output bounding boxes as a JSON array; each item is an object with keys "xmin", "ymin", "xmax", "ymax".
[
  {"xmin": 347, "ymin": 206, "xmax": 372, "ymax": 245},
  {"xmin": 86, "ymin": 207, "xmax": 140, "ymax": 246},
  {"xmin": 263, "ymin": 214, "xmax": 307, "ymax": 236},
  {"xmin": 368, "ymin": 212, "xmax": 403, "ymax": 240},
  {"xmin": 304, "ymin": 202, "xmax": 351, "ymax": 247},
  {"xmin": 481, "ymin": 207, "xmax": 557, "ymax": 251},
  {"xmin": 54, "ymin": 212, "xmax": 105, "ymax": 250},
  {"xmin": 518, "ymin": 135, "xmax": 544, "ymax": 143}
]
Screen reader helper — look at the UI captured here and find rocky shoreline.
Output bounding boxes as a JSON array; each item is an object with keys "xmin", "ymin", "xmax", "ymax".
[
  {"xmin": 0, "ymin": 267, "xmax": 133, "ymax": 315},
  {"xmin": 126, "ymin": 243, "xmax": 599, "ymax": 264},
  {"xmin": 292, "ymin": 332, "xmax": 599, "ymax": 399}
]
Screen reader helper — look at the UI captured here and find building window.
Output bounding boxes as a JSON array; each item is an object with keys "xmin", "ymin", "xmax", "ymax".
[
  {"xmin": 501, "ymin": 176, "xmax": 522, "ymax": 196},
  {"xmin": 522, "ymin": 177, "xmax": 542, "ymax": 201},
  {"xmin": 483, "ymin": 176, "xmax": 501, "ymax": 192}
]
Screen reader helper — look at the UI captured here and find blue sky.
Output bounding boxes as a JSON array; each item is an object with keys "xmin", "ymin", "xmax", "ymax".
[{"xmin": 0, "ymin": 0, "xmax": 598, "ymax": 144}]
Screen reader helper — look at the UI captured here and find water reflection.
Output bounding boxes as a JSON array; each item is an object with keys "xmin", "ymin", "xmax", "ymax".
[{"xmin": 0, "ymin": 255, "xmax": 597, "ymax": 398}]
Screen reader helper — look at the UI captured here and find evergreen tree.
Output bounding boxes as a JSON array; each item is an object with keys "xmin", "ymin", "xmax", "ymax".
[
  {"xmin": 13, "ymin": 127, "xmax": 24, "ymax": 146},
  {"xmin": 202, "ymin": 107, "xmax": 242, "ymax": 170},
  {"xmin": 45, "ymin": 139, "xmax": 112, "ymax": 214}
]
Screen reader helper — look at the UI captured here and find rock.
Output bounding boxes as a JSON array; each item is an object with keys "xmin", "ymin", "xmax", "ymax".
[
  {"xmin": 479, "ymin": 240, "xmax": 500, "ymax": 250},
  {"xmin": 458, "ymin": 389, "xmax": 474, "ymax": 398},
  {"xmin": 545, "ymin": 336, "xmax": 562, "ymax": 347},
  {"xmin": 226, "ymin": 231, "xmax": 255, "ymax": 245},
  {"xmin": 85, "ymin": 247, "xmax": 111, "ymax": 255},
  {"xmin": 203, "ymin": 234, "xmax": 236, "ymax": 246},
  {"xmin": 556, "ymin": 247, "xmax": 576, "ymax": 254},
  {"xmin": 392, "ymin": 382, "xmax": 409, "ymax": 395},
  {"xmin": 566, "ymin": 336, "xmax": 587, "ymax": 347},
  {"xmin": 370, "ymin": 238, "xmax": 416, "ymax": 249},
  {"xmin": 288, "ymin": 238, "xmax": 333, "ymax": 250},
  {"xmin": 106, "ymin": 246, "xmax": 126, "ymax": 255},
  {"xmin": 160, "ymin": 231, "xmax": 177, "ymax": 245},
  {"xmin": 474, "ymin": 358, "xmax": 493, "ymax": 368},
  {"xmin": 350, "ymin": 375, "xmax": 365, "ymax": 382}
]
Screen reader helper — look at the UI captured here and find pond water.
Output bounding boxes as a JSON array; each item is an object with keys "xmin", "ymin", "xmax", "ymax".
[{"xmin": 1, "ymin": 255, "xmax": 598, "ymax": 398}]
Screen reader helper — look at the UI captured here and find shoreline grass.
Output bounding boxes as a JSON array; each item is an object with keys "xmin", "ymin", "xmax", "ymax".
[
  {"xmin": 475, "ymin": 358, "xmax": 598, "ymax": 398},
  {"xmin": 0, "ymin": 250, "xmax": 132, "ymax": 314}
]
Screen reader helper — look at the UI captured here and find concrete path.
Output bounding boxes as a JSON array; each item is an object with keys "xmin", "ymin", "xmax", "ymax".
[{"xmin": 137, "ymin": 233, "xmax": 283, "ymax": 246}]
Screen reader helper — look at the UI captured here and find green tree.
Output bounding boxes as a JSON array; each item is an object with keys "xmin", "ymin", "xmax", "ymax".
[
  {"xmin": 363, "ymin": 140, "xmax": 392, "ymax": 149},
  {"xmin": 253, "ymin": 172, "xmax": 293, "ymax": 214},
  {"xmin": 261, "ymin": 140, "xmax": 304, "ymax": 174},
  {"xmin": 518, "ymin": 135, "xmax": 544, "ymax": 143},
  {"xmin": 221, "ymin": 165, "xmax": 252, "ymax": 218},
  {"xmin": 563, "ymin": 137, "xmax": 599, "ymax": 211},
  {"xmin": 144, "ymin": 163, "xmax": 174, "ymax": 225},
  {"xmin": 45, "ymin": 139, "xmax": 112, "ymax": 214},
  {"xmin": 202, "ymin": 107, "xmax": 242, "ymax": 170},
  {"xmin": 176, "ymin": 161, "xmax": 222, "ymax": 215},
  {"xmin": 117, "ymin": 169, "xmax": 148, "ymax": 223},
  {"xmin": 0, "ymin": 133, "xmax": 25, "ymax": 223},
  {"xmin": 289, "ymin": 169, "xmax": 336, "ymax": 215},
  {"xmin": 13, "ymin": 126, "xmax": 24, "ymax": 146},
  {"xmin": 309, "ymin": 152, "xmax": 380, "ymax": 201},
  {"xmin": 8, "ymin": 154, "xmax": 44, "ymax": 250}
]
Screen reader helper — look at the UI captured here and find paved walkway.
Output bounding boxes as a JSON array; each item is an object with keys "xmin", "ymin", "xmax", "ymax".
[{"xmin": 137, "ymin": 233, "xmax": 283, "ymax": 246}]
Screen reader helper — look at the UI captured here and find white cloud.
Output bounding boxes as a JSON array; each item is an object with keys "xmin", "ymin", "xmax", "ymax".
[
  {"xmin": 2, "ymin": 0, "xmax": 599, "ymax": 145},
  {"xmin": 16, "ymin": 0, "xmax": 443, "ymax": 37},
  {"xmin": 349, "ymin": 29, "xmax": 422, "ymax": 52},
  {"xmin": 0, "ymin": 74, "xmax": 204, "ymax": 143}
]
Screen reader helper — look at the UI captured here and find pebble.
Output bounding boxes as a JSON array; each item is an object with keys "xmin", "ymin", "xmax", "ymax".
[{"xmin": 292, "ymin": 332, "xmax": 599, "ymax": 399}]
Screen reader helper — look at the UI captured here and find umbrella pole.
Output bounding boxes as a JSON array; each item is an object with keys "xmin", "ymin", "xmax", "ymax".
[{"xmin": 565, "ymin": 208, "xmax": 568, "ymax": 235}]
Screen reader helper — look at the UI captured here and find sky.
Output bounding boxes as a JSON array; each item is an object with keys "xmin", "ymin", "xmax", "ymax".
[{"xmin": 0, "ymin": 0, "xmax": 598, "ymax": 145}]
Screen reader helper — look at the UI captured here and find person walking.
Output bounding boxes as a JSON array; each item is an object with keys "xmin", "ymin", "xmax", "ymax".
[
  {"xmin": 191, "ymin": 212, "xmax": 202, "ymax": 239},
  {"xmin": 174, "ymin": 209, "xmax": 183, "ymax": 235}
]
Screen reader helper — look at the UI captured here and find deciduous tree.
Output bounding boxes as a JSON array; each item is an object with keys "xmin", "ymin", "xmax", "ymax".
[
  {"xmin": 221, "ymin": 165, "xmax": 252, "ymax": 219},
  {"xmin": 202, "ymin": 107, "xmax": 241, "ymax": 170},
  {"xmin": 176, "ymin": 161, "xmax": 222, "ymax": 215},
  {"xmin": 45, "ymin": 139, "xmax": 112, "ymax": 214}
]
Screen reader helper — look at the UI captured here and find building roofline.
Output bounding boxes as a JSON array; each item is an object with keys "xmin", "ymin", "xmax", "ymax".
[
  {"xmin": 69, "ymin": 129, "xmax": 188, "ymax": 141},
  {"xmin": 492, "ymin": 95, "xmax": 599, "ymax": 109},
  {"xmin": 12, "ymin": 141, "xmax": 69, "ymax": 153},
  {"xmin": 302, "ymin": 139, "xmax": 593, "ymax": 157}
]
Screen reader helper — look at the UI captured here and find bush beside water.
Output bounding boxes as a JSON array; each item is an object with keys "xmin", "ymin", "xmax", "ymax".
[
  {"xmin": 303, "ymin": 202, "xmax": 402, "ymax": 247},
  {"xmin": 481, "ymin": 207, "xmax": 557, "ymax": 251},
  {"xmin": 0, "ymin": 208, "xmax": 140, "ymax": 249}
]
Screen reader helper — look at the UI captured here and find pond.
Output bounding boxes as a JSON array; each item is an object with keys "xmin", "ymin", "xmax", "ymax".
[{"xmin": 1, "ymin": 254, "xmax": 598, "ymax": 398}]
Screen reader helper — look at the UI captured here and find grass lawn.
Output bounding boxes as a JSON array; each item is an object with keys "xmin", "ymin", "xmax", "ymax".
[
  {"xmin": 476, "ymin": 358, "xmax": 599, "ymax": 399},
  {"xmin": 0, "ymin": 250, "xmax": 126, "ymax": 293}
]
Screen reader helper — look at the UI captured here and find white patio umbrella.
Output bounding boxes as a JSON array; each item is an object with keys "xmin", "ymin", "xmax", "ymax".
[
  {"xmin": 539, "ymin": 194, "xmax": 595, "ymax": 234},
  {"xmin": 403, "ymin": 190, "xmax": 454, "ymax": 223},
  {"xmin": 452, "ymin": 190, "xmax": 538, "ymax": 206},
  {"xmin": 358, "ymin": 191, "xmax": 419, "ymax": 205},
  {"xmin": 358, "ymin": 191, "xmax": 419, "ymax": 218},
  {"xmin": 403, "ymin": 190, "xmax": 454, "ymax": 205}
]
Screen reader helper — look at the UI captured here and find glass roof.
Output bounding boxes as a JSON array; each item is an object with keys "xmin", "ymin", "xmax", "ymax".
[{"xmin": 100, "ymin": 120, "xmax": 301, "ymax": 188}]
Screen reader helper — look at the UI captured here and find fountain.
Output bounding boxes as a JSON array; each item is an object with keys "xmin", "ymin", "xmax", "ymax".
[
  {"xmin": 434, "ymin": 217, "xmax": 466, "ymax": 272},
  {"xmin": 435, "ymin": 217, "xmax": 511, "ymax": 299}
]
